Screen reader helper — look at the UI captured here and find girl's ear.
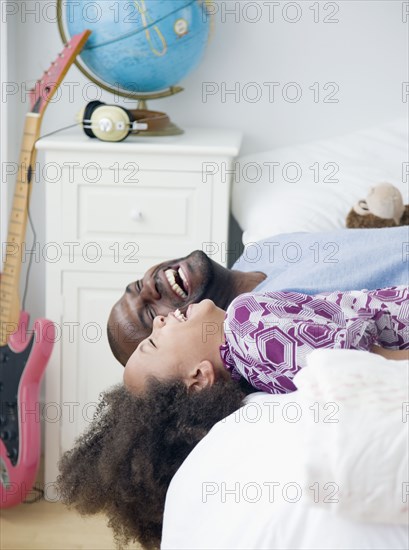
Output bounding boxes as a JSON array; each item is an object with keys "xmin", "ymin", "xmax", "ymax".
[{"xmin": 188, "ymin": 360, "xmax": 216, "ymax": 392}]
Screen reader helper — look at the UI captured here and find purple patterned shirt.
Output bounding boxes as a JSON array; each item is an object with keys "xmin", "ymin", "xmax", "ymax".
[{"xmin": 220, "ymin": 286, "xmax": 409, "ymax": 394}]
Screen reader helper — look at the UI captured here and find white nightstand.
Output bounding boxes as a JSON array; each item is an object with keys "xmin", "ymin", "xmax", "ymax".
[{"xmin": 36, "ymin": 127, "xmax": 242, "ymax": 495}]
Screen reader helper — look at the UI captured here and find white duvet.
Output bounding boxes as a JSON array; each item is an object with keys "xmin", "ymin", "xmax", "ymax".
[
  {"xmin": 161, "ymin": 350, "xmax": 409, "ymax": 549},
  {"xmin": 297, "ymin": 349, "xmax": 409, "ymax": 526}
]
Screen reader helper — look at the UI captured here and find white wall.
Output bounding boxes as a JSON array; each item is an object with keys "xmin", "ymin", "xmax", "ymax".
[{"xmin": 3, "ymin": 0, "xmax": 408, "ymax": 322}]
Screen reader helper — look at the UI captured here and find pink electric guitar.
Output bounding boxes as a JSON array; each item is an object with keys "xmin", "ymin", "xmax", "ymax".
[{"xmin": 0, "ymin": 30, "xmax": 91, "ymax": 508}]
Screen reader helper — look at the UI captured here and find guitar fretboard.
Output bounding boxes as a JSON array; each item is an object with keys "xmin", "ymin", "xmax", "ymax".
[{"xmin": 0, "ymin": 114, "xmax": 41, "ymax": 346}]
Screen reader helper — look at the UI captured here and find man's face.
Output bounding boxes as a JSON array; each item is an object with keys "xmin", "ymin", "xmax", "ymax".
[{"xmin": 108, "ymin": 250, "xmax": 230, "ymax": 365}]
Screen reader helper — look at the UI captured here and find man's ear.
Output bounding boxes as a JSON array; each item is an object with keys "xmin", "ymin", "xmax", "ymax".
[{"xmin": 188, "ymin": 360, "xmax": 216, "ymax": 392}]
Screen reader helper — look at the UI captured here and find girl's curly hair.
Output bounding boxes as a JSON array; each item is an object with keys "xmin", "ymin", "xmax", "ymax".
[{"xmin": 56, "ymin": 377, "xmax": 246, "ymax": 549}]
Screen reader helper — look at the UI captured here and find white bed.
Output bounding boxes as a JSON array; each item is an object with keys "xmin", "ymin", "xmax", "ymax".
[
  {"xmin": 161, "ymin": 119, "xmax": 409, "ymax": 549},
  {"xmin": 161, "ymin": 350, "xmax": 409, "ymax": 549}
]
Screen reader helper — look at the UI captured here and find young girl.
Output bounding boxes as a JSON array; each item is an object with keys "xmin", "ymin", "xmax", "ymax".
[
  {"xmin": 124, "ymin": 286, "xmax": 409, "ymax": 394},
  {"xmin": 58, "ymin": 286, "xmax": 408, "ymax": 550}
]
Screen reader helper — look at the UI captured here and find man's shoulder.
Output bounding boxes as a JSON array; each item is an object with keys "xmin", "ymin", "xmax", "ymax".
[{"xmin": 232, "ymin": 226, "xmax": 407, "ymax": 272}]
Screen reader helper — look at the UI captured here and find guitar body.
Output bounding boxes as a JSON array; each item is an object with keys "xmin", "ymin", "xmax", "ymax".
[
  {"xmin": 0, "ymin": 312, "xmax": 54, "ymax": 508},
  {"xmin": 0, "ymin": 30, "xmax": 91, "ymax": 508}
]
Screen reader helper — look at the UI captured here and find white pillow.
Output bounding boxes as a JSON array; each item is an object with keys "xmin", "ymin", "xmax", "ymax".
[{"xmin": 232, "ymin": 118, "xmax": 408, "ymax": 245}]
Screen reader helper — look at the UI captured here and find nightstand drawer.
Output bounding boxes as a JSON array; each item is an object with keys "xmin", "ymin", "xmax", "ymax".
[{"xmin": 61, "ymin": 170, "xmax": 213, "ymax": 257}]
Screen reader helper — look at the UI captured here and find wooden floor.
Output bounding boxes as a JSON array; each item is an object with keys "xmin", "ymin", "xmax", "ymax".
[
  {"xmin": 1, "ymin": 455, "xmax": 143, "ymax": 550},
  {"xmin": 0, "ymin": 498, "xmax": 118, "ymax": 549}
]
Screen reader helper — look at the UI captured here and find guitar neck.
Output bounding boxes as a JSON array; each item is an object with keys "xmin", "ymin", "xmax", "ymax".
[
  {"xmin": 0, "ymin": 114, "xmax": 42, "ymax": 345},
  {"xmin": 0, "ymin": 29, "xmax": 91, "ymax": 347}
]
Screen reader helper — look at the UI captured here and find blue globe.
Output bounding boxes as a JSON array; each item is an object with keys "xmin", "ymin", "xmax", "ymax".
[{"xmin": 64, "ymin": 0, "xmax": 211, "ymax": 93}]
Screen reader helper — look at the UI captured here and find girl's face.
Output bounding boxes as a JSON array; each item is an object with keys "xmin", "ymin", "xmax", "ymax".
[{"xmin": 123, "ymin": 299, "xmax": 226, "ymax": 393}]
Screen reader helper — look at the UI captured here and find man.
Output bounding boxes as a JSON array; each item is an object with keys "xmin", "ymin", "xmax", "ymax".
[{"xmin": 108, "ymin": 226, "xmax": 409, "ymax": 365}]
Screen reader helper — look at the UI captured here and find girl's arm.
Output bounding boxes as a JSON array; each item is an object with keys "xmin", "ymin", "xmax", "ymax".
[{"xmin": 371, "ymin": 346, "xmax": 409, "ymax": 361}]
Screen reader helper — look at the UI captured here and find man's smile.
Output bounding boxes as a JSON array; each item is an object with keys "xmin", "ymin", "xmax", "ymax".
[{"xmin": 164, "ymin": 266, "xmax": 189, "ymax": 299}]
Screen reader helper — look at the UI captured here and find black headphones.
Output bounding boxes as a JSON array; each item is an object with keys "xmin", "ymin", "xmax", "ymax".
[{"xmin": 78, "ymin": 101, "xmax": 170, "ymax": 142}]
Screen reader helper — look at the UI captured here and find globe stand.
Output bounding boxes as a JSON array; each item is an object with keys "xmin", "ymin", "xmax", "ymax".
[
  {"xmin": 132, "ymin": 90, "xmax": 184, "ymax": 137},
  {"xmin": 133, "ymin": 118, "xmax": 184, "ymax": 137}
]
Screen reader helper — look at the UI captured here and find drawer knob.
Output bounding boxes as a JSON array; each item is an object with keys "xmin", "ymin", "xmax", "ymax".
[{"xmin": 130, "ymin": 209, "xmax": 143, "ymax": 222}]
